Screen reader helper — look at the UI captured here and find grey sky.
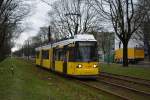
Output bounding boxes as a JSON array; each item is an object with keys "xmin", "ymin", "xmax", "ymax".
[{"xmin": 12, "ymin": 0, "xmax": 53, "ymax": 51}]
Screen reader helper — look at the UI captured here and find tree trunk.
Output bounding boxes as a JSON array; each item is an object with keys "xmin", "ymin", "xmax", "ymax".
[{"xmin": 123, "ymin": 42, "xmax": 128, "ymax": 67}]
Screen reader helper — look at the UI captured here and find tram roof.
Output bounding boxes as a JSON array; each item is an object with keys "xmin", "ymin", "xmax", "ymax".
[{"xmin": 35, "ymin": 34, "xmax": 96, "ymax": 51}]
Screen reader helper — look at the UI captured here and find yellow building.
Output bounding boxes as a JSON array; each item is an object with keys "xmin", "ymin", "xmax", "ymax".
[{"xmin": 115, "ymin": 35, "xmax": 144, "ymax": 63}]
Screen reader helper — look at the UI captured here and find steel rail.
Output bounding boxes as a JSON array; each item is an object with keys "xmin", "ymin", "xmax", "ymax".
[
  {"xmin": 97, "ymin": 78, "xmax": 150, "ymax": 96},
  {"xmin": 76, "ymin": 80, "xmax": 130, "ymax": 100},
  {"xmin": 101, "ymin": 72, "xmax": 150, "ymax": 86}
]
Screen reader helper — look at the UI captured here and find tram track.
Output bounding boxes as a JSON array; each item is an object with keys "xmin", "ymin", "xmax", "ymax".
[
  {"xmin": 96, "ymin": 72, "xmax": 150, "ymax": 100},
  {"xmin": 75, "ymin": 72, "xmax": 150, "ymax": 100},
  {"xmin": 76, "ymin": 80, "xmax": 129, "ymax": 100},
  {"xmin": 100, "ymin": 72, "xmax": 150, "ymax": 86},
  {"xmin": 76, "ymin": 78, "xmax": 150, "ymax": 100},
  {"xmin": 99, "ymin": 76, "xmax": 150, "ymax": 93},
  {"xmin": 97, "ymin": 78, "xmax": 150, "ymax": 96}
]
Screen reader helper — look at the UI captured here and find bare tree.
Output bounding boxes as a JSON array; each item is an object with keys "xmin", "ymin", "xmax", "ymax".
[
  {"xmin": 47, "ymin": 0, "xmax": 97, "ymax": 39},
  {"xmin": 89, "ymin": 0, "xmax": 146, "ymax": 66},
  {"xmin": 0, "ymin": 0, "xmax": 30, "ymax": 60},
  {"xmin": 138, "ymin": 0, "xmax": 150, "ymax": 61},
  {"xmin": 36, "ymin": 26, "xmax": 52, "ymax": 45}
]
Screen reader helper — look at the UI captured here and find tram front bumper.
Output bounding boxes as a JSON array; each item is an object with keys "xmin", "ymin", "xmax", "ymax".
[{"xmin": 74, "ymin": 68, "xmax": 99, "ymax": 75}]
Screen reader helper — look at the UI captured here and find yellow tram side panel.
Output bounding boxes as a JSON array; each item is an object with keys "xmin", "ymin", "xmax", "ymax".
[
  {"xmin": 67, "ymin": 62, "xmax": 99, "ymax": 75},
  {"xmin": 36, "ymin": 58, "xmax": 41, "ymax": 65},
  {"xmin": 55, "ymin": 61, "xmax": 63, "ymax": 72},
  {"xmin": 36, "ymin": 50, "xmax": 41, "ymax": 65},
  {"xmin": 135, "ymin": 49, "xmax": 144, "ymax": 59},
  {"xmin": 41, "ymin": 49, "xmax": 52, "ymax": 69},
  {"xmin": 42, "ymin": 59, "xmax": 50, "ymax": 69},
  {"xmin": 115, "ymin": 48, "xmax": 144, "ymax": 60},
  {"xmin": 53, "ymin": 45, "xmax": 65, "ymax": 73}
]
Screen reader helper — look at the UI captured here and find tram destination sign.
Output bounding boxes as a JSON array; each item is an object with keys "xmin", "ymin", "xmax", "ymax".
[{"xmin": 78, "ymin": 42, "xmax": 95, "ymax": 46}]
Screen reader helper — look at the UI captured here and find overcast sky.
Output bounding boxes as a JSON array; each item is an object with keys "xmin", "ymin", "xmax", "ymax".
[{"xmin": 12, "ymin": 0, "xmax": 54, "ymax": 52}]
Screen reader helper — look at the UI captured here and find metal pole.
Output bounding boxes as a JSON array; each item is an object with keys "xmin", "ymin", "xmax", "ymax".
[{"xmin": 48, "ymin": 26, "xmax": 51, "ymax": 42}]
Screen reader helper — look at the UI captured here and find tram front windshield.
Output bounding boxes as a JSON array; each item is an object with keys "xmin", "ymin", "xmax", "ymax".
[{"xmin": 75, "ymin": 41, "xmax": 98, "ymax": 62}]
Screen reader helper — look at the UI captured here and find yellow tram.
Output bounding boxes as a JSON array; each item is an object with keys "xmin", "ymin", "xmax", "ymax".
[{"xmin": 35, "ymin": 34, "xmax": 100, "ymax": 78}]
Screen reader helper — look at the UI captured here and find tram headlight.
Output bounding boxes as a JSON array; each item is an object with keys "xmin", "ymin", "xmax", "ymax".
[
  {"xmin": 93, "ymin": 64, "xmax": 97, "ymax": 68},
  {"xmin": 77, "ymin": 64, "xmax": 82, "ymax": 68}
]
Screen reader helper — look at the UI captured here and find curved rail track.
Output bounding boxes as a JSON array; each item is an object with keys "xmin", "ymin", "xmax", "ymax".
[
  {"xmin": 76, "ymin": 80, "xmax": 129, "ymax": 100},
  {"xmin": 97, "ymin": 78, "xmax": 150, "ymax": 95},
  {"xmin": 96, "ymin": 72, "xmax": 150, "ymax": 100},
  {"xmin": 100, "ymin": 72, "xmax": 150, "ymax": 86},
  {"xmin": 75, "ymin": 72, "xmax": 150, "ymax": 100}
]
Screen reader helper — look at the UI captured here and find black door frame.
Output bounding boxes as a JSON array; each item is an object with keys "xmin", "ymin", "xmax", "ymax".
[
  {"xmin": 63, "ymin": 46, "xmax": 68, "ymax": 74},
  {"xmin": 52, "ymin": 48, "xmax": 55, "ymax": 71}
]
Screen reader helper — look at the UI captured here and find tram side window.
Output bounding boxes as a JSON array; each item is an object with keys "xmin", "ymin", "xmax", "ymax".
[
  {"xmin": 55, "ymin": 49, "xmax": 65, "ymax": 61},
  {"xmin": 55, "ymin": 50, "xmax": 59, "ymax": 60},
  {"xmin": 42, "ymin": 50, "xmax": 49, "ymax": 59},
  {"xmin": 69, "ymin": 48, "xmax": 75, "ymax": 61},
  {"xmin": 36, "ymin": 51, "xmax": 40, "ymax": 59},
  {"xmin": 60, "ymin": 51, "xmax": 65, "ymax": 61}
]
